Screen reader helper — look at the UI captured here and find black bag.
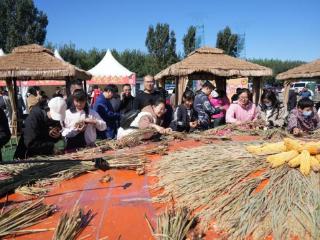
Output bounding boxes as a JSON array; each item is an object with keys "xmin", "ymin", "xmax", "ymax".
[{"xmin": 120, "ymin": 109, "xmax": 140, "ymax": 129}]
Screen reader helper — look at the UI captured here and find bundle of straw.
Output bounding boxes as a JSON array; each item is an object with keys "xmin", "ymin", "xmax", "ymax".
[
  {"xmin": 0, "ymin": 161, "xmax": 95, "ymax": 197},
  {"xmin": 147, "ymin": 207, "xmax": 197, "ymax": 240},
  {"xmin": 151, "ymin": 142, "xmax": 320, "ymax": 239},
  {"xmin": 52, "ymin": 205, "xmax": 94, "ymax": 240},
  {"xmin": 0, "ymin": 199, "xmax": 55, "ymax": 238}
]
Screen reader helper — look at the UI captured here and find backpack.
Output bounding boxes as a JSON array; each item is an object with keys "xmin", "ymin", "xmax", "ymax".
[{"xmin": 120, "ymin": 109, "xmax": 140, "ymax": 129}]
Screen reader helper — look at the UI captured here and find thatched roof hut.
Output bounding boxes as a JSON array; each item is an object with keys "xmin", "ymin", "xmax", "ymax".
[
  {"xmin": 0, "ymin": 44, "xmax": 91, "ymax": 135},
  {"xmin": 155, "ymin": 47, "xmax": 272, "ymax": 79},
  {"xmin": 0, "ymin": 44, "xmax": 91, "ymax": 80},
  {"xmin": 276, "ymin": 59, "xmax": 320, "ymax": 80},
  {"xmin": 155, "ymin": 47, "xmax": 272, "ymax": 105},
  {"xmin": 276, "ymin": 59, "xmax": 320, "ymax": 109}
]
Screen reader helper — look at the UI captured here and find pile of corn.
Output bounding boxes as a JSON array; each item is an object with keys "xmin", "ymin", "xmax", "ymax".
[{"xmin": 247, "ymin": 138, "xmax": 320, "ymax": 175}]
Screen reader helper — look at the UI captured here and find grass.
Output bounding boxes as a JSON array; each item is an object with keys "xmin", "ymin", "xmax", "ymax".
[{"xmin": 1, "ymin": 138, "xmax": 65, "ymax": 161}]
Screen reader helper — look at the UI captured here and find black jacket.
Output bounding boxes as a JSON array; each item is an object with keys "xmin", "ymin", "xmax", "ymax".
[
  {"xmin": 170, "ymin": 105, "xmax": 197, "ymax": 132},
  {"xmin": 120, "ymin": 95, "xmax": 135, "ymax": 114},
  {"xmin": 14, "ymin": 106, "xmax": 61, "ymax": 159},
  {"xmin": 0, "ymin": 108, "xmax": 11, "ymax": 161},
  {"xmin": 133, "ymin": 90, "xmax": 161, "ymax": 110}
]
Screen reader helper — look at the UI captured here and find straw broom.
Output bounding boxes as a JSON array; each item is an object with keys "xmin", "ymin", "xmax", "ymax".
[
  {"xmin": 0, "ymin": 198, "xmax": 56, "ymax": 238},
  {"xmin": 52, "ymin": 205, "xmax": 94, "ymax": 240}
]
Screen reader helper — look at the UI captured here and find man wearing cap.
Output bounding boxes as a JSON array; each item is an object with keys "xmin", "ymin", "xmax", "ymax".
[
  {"xmin": 93, "ymin": 84, "xmax": 120, "ymax": 139},
  {"xmin": 14, "ymin": 97, "xmax": 67, "ymax": 159}
]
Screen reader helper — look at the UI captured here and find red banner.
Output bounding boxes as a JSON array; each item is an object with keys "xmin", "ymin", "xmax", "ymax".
[
  {"xmin": 87, "ymin": 74, "xmax": 136, "ymax": 85},
  {"xmin": 0, "ymin": 80, "xmax": 65, "ymax": 87}
]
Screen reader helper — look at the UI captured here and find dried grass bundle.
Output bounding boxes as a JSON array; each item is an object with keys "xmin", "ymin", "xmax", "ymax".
[
  {"xmin": 0, "ymin": 199, "xmax": 56, "ymax": 238},
  {"xmin": 16, "ymin": 186, "xmax": 49, "ymax": 197},
  {"xmin": 52, "ymin": 205, "xmax": 94, "ymax": 240},
  {"xmin": 148, "ymin": 207, "xmax": 198, "ymax": 240},
  {"xmin": 0, "ymin": 161, "xmax": 95, "ymax": 197},
  {"xmin": 151, "ymin": 142, "xmax": 320, "ymax": 239}
]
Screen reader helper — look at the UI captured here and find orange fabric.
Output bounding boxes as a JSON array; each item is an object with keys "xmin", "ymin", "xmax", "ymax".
[{"xmin": 0, "ymin": 136, "xmax": 279, "ymax": 240}]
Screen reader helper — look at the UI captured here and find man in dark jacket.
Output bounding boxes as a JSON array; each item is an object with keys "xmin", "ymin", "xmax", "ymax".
[
  {"xmin": 14, "ymin": 97, "xmax": 67, "ymax": 159},
  {"xmin": 194, "ymin": 81, "xmax": 220, "ymax": 130},
  {"xmin": 0, "ymin": 108, "xmax": 11, "ymax": 162},
  {"xmin": 120, "ymin": 84, "xmax": 135, "ymax": 114},
  {"xmin": 93, "ymin": 85, "xmax": 120, "ymax": 139},
  {"xmin": 133, "ymin": 75, "xmax": 161, "ymax": 110}
]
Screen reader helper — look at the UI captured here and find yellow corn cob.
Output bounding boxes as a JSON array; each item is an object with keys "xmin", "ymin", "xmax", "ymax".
[
  {"xmin": 299, "ymin": 150, "xmax": 311, "ymax": 176},
  {"xmin": 246, "ymin": 145, "xmax": 261, "ymax": 154},
  {"xmin": 284, "ymin": 138, "xmax": 303, "ymax": 152},
  {"xmin": 315, "ymin": 154, "xmax": 320, "ymax": 162},
  {"xmin": 266, "ymin": 150, "xmax": 299, "ymax": 168},
  {"xmin": 247, "ymin": 142, "xmax": 286, "ymax": 155},
  {"xmin": 310, "ymin": 156, "xmax": 320, "ymax": 172},
  {"xmin": 303, "ymin": 142, "xmax": 320, "ymax": 154},
  {"xmin": 288, "ymin": 154, "xmax": 302, "ymax": 168}
]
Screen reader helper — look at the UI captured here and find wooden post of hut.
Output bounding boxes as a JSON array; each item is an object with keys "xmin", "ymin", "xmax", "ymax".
[
  {"xmin": 83, "ymin": 80, "xmax": 87, "ymax": 94},
  {"xmin": 215, "ymin": 76, "xmax": 227, "ymax": 92},
  {"xmin": 252, "ymin": 77, "xmax": 263, "ymax": 105},
  {"xmin": 174, "ymin": 76, "xmax": 179, "ymax": 107},
  {"xmin": 283, "ymin": 80, "xmax": 291, "ymax": 109},
  {"xmin": 5, "ymin": 78, "xmax": 18, "ymax": 136}
]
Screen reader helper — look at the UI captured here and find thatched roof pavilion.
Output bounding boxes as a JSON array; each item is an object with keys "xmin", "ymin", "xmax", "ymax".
[
  {"xmin": 276, "ymin": 59, "xmax": 320, "ymax": 80},
  {"xmin": 0, "ymin": 44, "xmax": 91, "ymax": 135},
  {"xmin": 155, "ymin": 47, "xmax": 272, "ymax": 105},
  {"xmin": 0, "ymin": 44, "xmax": 91, "ymax": 80},
  {"xmin": 276, "ymin": 59, "xmax": 320, "ymax": 109}
]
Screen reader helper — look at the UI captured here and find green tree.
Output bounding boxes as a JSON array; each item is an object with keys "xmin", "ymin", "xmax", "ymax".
[
  {"xmin": 183, "ymin": 26, "xmax": 196, "ymax": 57},
  {"xmin": 167, "ymin": 31, "xmax": 179, "ymax": 65},
  {"xmin": 0, "ymin": 0, "xmax": 48, "ymax": 53},
  {"xmin": 249, "ymin": 59, "xmax": 306, "ymax": 84},
  {"xmin": 216, "ymin": 26, "xmax": 242, "ymax": 57},
  {"xmin": 145, "ymin": 23, "xmax": 179, "ymax": 72}
]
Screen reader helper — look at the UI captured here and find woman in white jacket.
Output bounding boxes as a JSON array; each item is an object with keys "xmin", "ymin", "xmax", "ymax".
[{"xmin": 62, "ymin": 89, "xmax": 106, "ymax": 151}]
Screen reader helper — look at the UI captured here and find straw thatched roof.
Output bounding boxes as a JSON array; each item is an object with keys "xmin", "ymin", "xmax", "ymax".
[
  {"xmin": 276, "ymin": 59, "xmax": 320, "ymax": 80},
  {"xmin": 0, "ymin": 44, "xmax": 91, "ymax": 80},
  {"xmin": 155, "ymin": 47, "xmax": 272, "ymax": 80}
]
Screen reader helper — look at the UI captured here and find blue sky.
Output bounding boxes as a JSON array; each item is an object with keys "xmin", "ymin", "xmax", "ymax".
[{"xmin": 35, "ymin": 0, "xmax": 320, "ymax": 61}]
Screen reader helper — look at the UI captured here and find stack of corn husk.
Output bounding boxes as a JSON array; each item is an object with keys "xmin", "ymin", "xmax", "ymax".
[{"xmin": 247, "ymin": 138, "xmax": 320, "ymax": 175}]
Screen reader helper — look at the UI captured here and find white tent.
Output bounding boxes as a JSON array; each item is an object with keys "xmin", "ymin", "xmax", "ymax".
[
  {"xmin": 87, "ymin": 49, "xmax": 136, "ymax": 85},
  {"xmin": 54, "ymin": 49, "xmax": 64, "ymax": 61},
  {"xmin": 0, "ymin": 49, "xmax": 5, "ymax": 56}
]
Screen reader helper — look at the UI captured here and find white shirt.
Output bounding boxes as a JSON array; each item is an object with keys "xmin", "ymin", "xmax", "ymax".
[{"xmin": 62, "ymin": 109, "xmax": 106, "ymax": 145}]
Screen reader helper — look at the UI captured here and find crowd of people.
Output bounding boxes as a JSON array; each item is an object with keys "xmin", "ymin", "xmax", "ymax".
[{"xmin": 0, "ymin": 75, "xmax": 320, "ymax": 161}]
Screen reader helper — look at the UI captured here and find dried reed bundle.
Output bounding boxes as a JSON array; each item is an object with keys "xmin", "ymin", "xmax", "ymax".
[
  {"xmin": 0, "ymin": 198, "xmax": 56, "ymax": 238},
  {"xmin": 16, "ymin": 186, "xmax": 49, "ymax": 197},
  {"xmin": 52, "ymin": 205, "xmax": 94, "ymax": 240},
  {"xmin": 0, "ymin": 161, "xmax": 95, "ymax": 197},
  {"xmin": 149, "ymin": 207, "xmax": 197, "ymax": 240},
  {"xmin": 0, "ymin": 144, "xmax": 167, "ymax": 197},
  {"xmin": 151, "ymin": 142, "xmax": 320, "ymax": 239}
]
